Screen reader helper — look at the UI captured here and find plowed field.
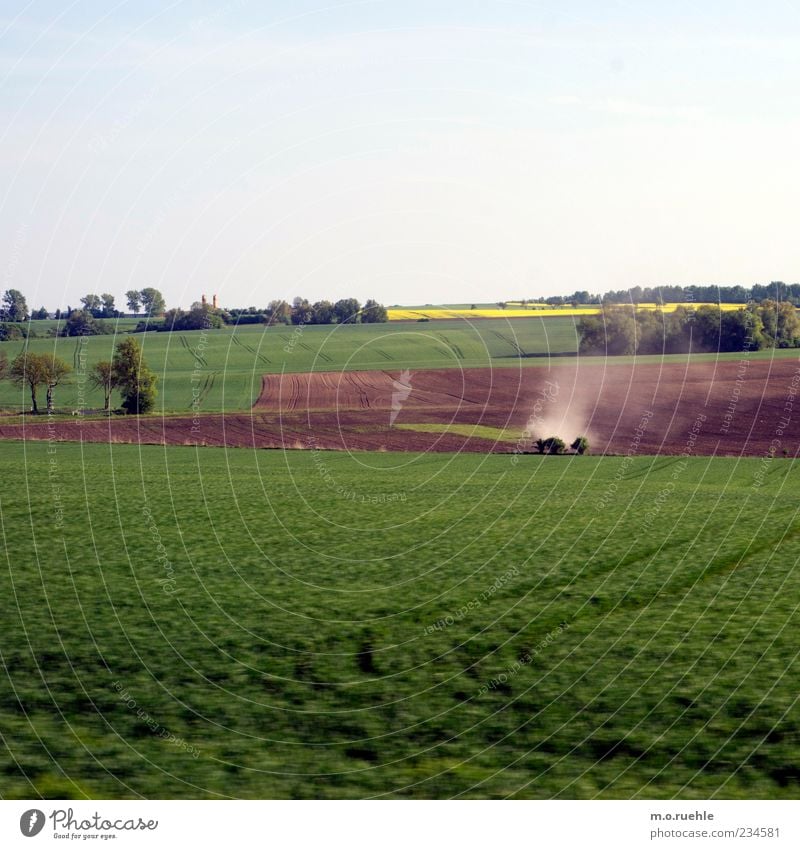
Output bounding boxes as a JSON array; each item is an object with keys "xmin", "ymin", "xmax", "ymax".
[{"xmin": 2, "ymin": 359, "xmax": 798, "ymax": 456}]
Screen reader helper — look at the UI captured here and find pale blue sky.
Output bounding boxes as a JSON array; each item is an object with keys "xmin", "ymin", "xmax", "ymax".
[{"xmin": 2, "ymin": 1, "xmax": 800, "ymax": 310}]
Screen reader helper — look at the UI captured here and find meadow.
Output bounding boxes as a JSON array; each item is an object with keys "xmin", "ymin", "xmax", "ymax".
[
  {"xmin": 1, "ymin": 440, "xmax": 797, "ymax": 799},
  {"xmin": 2, "ymin": 317, "xmax": 798, "ymax": 415},
  {"xmin": 0, "ymin": 317, "xmax": 582, "ymax": 413}
]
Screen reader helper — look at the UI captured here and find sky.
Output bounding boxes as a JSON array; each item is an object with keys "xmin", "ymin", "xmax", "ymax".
[{"xmin": 1, "ymin": 1, "xmax": 800, "ymax": 310}]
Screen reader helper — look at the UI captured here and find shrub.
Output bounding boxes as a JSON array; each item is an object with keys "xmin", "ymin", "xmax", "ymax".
[
  {"xmin": 535, "ymin": 436, "xmax": 566, "ymax": 455},
  {"xmin": 571, "ymin": 436, "xmax": 589, "ymax": 455}
]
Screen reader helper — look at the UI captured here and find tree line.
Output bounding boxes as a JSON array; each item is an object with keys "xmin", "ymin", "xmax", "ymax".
[
  {"xmin": 577, "ymin": 301, "xmax": 800, "ymax": 356},
  {"xmin": 143, "ymin": 297, "xmax": 387, "ymax": 332},
  {"xmin": 523, "ymin": 281, "xmax": 800, "ymax": 307},
  {"xmin": 0, "ymin": 337, "xmax": 157, "ymax": 415},
  {"xmin": 1, "ymin": 286, "xmax": 388, "ymax": 337}
]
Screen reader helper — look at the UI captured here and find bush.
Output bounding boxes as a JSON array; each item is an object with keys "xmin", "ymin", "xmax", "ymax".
[
  {"xmin": 535, "ymin": 436, "xmax": 566, "ymax": 455},
  {"xmin": 0, "ymin": 323, "xmax": 28, "ymax": 341},
  {"xmin": 112, "ymin": 337, "xmax": 158, "ymax": 414},
  {"xmin": 571, "ymin": 436, "xmax": 589, "ymax": 455},
  {"xmin": 120, "ymin": 370, "xmax": 157, "ymax": 414},
  {"xmin": 60, "ymin": 310, "xmax": 111, "ymax": 337}
]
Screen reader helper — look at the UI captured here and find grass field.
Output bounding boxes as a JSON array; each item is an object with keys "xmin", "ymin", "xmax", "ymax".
[
  {"xmin": 23, "ymin": 318, "xmax": 142, "ymax": 336},
  {"xmin": 1, "ymin": 440, "xmax": 798, "ymax": 799},
  {"xmin": 0, "ymin": 318, "xmax": 583, "ymax": 413},
  {"xmin": 3, "ymin": 317, "xmax": 800, "ymax": 415}
]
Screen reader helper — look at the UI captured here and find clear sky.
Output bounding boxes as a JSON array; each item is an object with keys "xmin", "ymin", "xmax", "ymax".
[{"xmin": 2, "ymin": 1, "xmax": 799, "ymax": 310}]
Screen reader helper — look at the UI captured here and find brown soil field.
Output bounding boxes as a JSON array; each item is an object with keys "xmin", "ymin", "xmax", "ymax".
[{"xmin": 1, "ymin": 359, "xmax": 798, "ymax": 456}]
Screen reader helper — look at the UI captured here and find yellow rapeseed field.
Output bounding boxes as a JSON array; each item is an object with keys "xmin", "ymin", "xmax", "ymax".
[{"xmin": 387, "ymin": 303, "xmax": 745, "ymax": 321}]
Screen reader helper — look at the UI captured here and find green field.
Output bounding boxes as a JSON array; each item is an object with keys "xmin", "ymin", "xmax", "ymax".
[
  {"xmin": 22, "ymin": 318, "xmax": 143, "ymax": 336},
  {"xmin": 1, "ymin": 440, "xmax": 798, "ymax": 799},
  {"xmin": 0, "ymin": 317, "xmax": 580, "ymax": 413},
  {"xmin": 3, "ymin": 317, "xmax": 800, "ymax": 415}
]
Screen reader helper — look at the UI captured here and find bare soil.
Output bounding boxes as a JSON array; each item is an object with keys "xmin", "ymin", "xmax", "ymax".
[{"xmin": 2, "ymin": 360, "xmax": 798, "ymax": 456}]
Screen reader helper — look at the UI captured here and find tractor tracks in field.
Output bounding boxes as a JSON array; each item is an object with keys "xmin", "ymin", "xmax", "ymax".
[
  {"xmin": 437, "ymin": 333, "xmax": 465, "ymax": 360},
  {"xmin": 180, "ymin": 334, "xmax": 208, "ymax": 367},
  {"xmin": 189, "ymin": 371, "xmax": 220, "ymax": 408},
  {"xmin": 230, "ymin": 332, "xmax": 272, "ymax": 365},
  {"xmin": 491, "ymin": 329, "xmax": 526, "ymax": 358}
]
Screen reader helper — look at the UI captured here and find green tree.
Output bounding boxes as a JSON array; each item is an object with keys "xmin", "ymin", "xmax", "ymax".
[
  {"xmin": 163, "ymin": 305, "xmax": 224, "ymax": 331},
  {"xmin": 571, "ymin": 436, "xmax": 589, "ymax": 455},
  {"xmin": 291, "ymin": 297, "xmax": 314, "ymax": 325},
  {"xmin": 578, "ymin": 307, "xmax": 638, "ymax": 355},
  {"xmin": 662, "ymin": 306, "xmax": 694, "ymax": 353},
  {"xmin": 80, "ymin": 294, "xmax": 102, "ymax": 316},
  {"xmin": 759, "ymin": 299, "xmax": 778, "ymax": 341},
  {"xmin": 100, "ymin": 293, "xmax": 116, "ymax": 318},
  {"xmin": 10, "ymin": 352, "xmax": 71, "ymax": 414},
  {"xmin": 776, "ymin": 301, "xmax": 800, "ymax": 347},
  {"xmin": 758, "ymin": 299, "xmax": 800, "ymax": 348},
  {"xmin": 722, "ymin": 307, "xmax": 765, "ymax": 352},
  {"xmin": 691, "ymin": 305, "xmax": 724, "ymax": 351},
  {"xmin": 311, "ymin": 300, "xmax": 335, "ymax": 324},
  {"xmin": 89, "ymin": 361, "xmax": 117, "ymax": 412},
  {"xmin": 126, "ymin": 290, "xmax": 141, "ymax": 315},
  {"xmin": 112, "ymin": 337, "xmax": 158, "ymax": 414},
  {"xmin": 265, "ymin": 300, "xmax": 291, "ymax": 325},
  {"xmin": 633, "ymin": 309, "xmax": 666, "ymax": 353},
  {"xmin": 2, "ymin": 289, "xmax": 28, "ymax": 321},
  {"xmin": 139, "ymin": 287, "xmax": 166, "ymax": 317},
  {"xmin": 0, "ymin": 323, "xmax": 27, "ymax": 341},
  {"xmin": 62, "ymin": 309, "xmax": 108, "ymax": 337},
  {"xmin": 534, "ymin": 436, "xmax": 566, "ymax": 454},
  {"xmin": 333, "ymin": 298, "xmax": 360, "ymax": 324},
  {"xmin": 44, "ymin": 358, "xmax": 71, "ymax": 412},
  {"xmin": 361, "ymin": 299, "xmax": 388, "ymax": 323}
]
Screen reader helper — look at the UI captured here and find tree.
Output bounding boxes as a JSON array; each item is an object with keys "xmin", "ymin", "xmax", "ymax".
[
  {"xmin": 10, "ymin": 352, "xmax": 71, "ymax": 414},
  {"xmin": 80, "ymin": 294, "xmax": 102, "ymax": 316},
  {"xmin": 291, "ymin": 298, "xmax": 313, "ymax": 326},
  {"xmin": 311, "ymin": 300, "xmax": 335, "ymax": 325},
  {"xmin": 333, "ymin": 298, "xmax": 361, "ymax": 324},
  {"xmin": 759, "ymin": 299, "xmax": 800, "ymax": 348},
  {"xmin": 31, "ymin": 306, "xmax": 49, "ymax": 320},
  {"xmin": 776, "ymin": 301, "xmax": 800, "ymax": 347},
  {"xmin": 61, "ymin": 309, "xmax": 109, "ymax": 337},
  {"xmin": 578, "ymin": 307, "xmax": 638, "ymax": 355},
  {"xmin": 100, "ymin": 293, "xmax": 116, "ymax": 318},
  {"xmin": 2, "ymin": 289, "xmax": 28, "ymax": 322},
  {"xmin": 571, "ymin": 436, "xmax": 589, "ymax": 455},
  {"xmin": 126, "ymin": 290, "xmax": 141, "ymax": 315},
  {"xmin": 721, "ymin": 307, "xmax": 765, "ymax": 352},
  {"xmin": 161, "ymin": 305, "xmax": 224, "ymax": 331},
  {"xmin": 632, "ymin": 308, "xmax": 667, "ymax": 354},
  {"xmin": 112, "ymin": 337, "xmax": 158, "ymax": 414},
  {"xmin": 0, "ymin": 323, "xmax": 27, "ymax": 341},
  {"xmin": 361, "ymin": 299, "xmax": 388, "ymax": 323},
  {"xmin": 89, "ymin": 361, "xmax": 117, "ymax": 412},
  {"xmin": 265, "ymin": 300, "xmax": 291, "ymax": 325},
  {"xmin": 534, "ymin": 436, "xmax": 566, "ymax": 455},
  {"xmin": 662, "ymin": 306, "xmax": 694, "ymax": 353},
  {"xmin": 139, "ymin": 287, "xmax": 166, "ymax": 317},
  {"xmin": 44, "ymin": 357, "xmax": 71, "ymax": 412}
]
